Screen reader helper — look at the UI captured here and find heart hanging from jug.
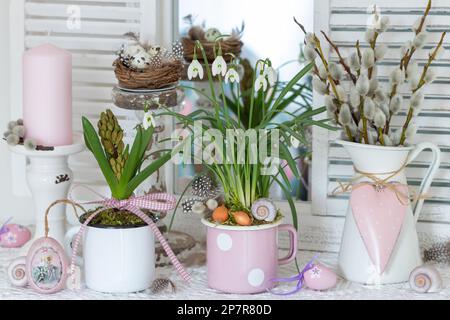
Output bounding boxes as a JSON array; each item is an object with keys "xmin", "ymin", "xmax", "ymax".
[{"xmin": 350, "ymin": 183, "xmax": 408, "ymax": 274}]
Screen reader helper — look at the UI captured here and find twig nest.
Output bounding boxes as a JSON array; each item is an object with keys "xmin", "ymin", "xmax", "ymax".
[
  {"xmin": 188, "ymin": 25, "xmax": 205, "ymax": 41},
  {"xmin": 409, "ymin": 265, "xmax": 442, "ymax": 293},
  {"xmin": 251, "ymin": 198, "xmax": 276, "ymax": 222}
]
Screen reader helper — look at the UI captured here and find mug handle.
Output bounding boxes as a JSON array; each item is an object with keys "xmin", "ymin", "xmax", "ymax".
[
  {"xmin": 64, "ymin": 226, "xmax": 83, "ymax": 266},
  {"xmin": 406, "ymin": 142, "xmax": 441, "ymax": 223},
  {"xmin": 278, "ymin": 224, "xmax": 298, "ymax": 265}
]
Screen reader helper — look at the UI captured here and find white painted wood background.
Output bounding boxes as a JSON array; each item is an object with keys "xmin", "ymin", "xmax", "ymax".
[{"xmin": 7, "ymin": 0, "xmax": 450, "ymax": 254}]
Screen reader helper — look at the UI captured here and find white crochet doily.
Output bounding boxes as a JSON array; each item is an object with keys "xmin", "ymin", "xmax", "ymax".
[{"xmin": 1, "ymin": 246, "xmax": 450, "ymax": 300}]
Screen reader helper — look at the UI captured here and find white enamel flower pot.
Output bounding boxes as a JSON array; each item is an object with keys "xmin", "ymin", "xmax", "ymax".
[
  {"xmin": 65, "ymin": 224, "xmax": 155, "ymax": 293},
  {"xmin": 337, "ymin": 140, "xmax": 441, "ymax": 284}
]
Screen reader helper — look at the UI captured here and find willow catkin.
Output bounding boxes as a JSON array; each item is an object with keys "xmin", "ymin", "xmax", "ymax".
[
  {"xmin": 338, "ymin": 104, "xmax": 352, "ymax": 126},
  {"xmin": 365, "ymin": 29, "xmax": 375, "ymax": 43},
  {"xmin": 364, "ymin": 97, "xmax": 376, "ymax": 120},
  {"xmin": 334, "ymin": 85, "xmax": 347, "ymax": 102},
  {"xmin": 356, "ymin": 74, "xmax": 370, "ymax": 95},
  {"xmin": 411, "ymin": 90, "xmax": 424, "ymax": 111},
  {"xmin": 389, "ymin": 94, "xmax": 403, "ymax": 114},
  {"xmin": 329, "ymin": 62, "xmax": 344, "ymax": 81},
  {"xmin": 303, "ymin": 44, "xmax": 317, "ymax": 62},
  {"xmin": 375, "ymin": 44, "xmax": 388, "ymax": 60},
  {"xmin": 349, "ymin": 52, "xmax": 361, "ymax": 71},
  {"xmin": 424, "ymin": 69, "xmax": 437, "ymax": 84},
  {"xmin": 390, "ymin": 68, "xmax": 405, "ymax": 85},
  {"xmin": 349, "ymin": 87, "xmax": 360, "ymax": 110},
  {"xmin": 362, "ymin": 48, "xmax": 375, "ymax": 69},
  {"xmin": 413, "ymin": 32, "xmax": 428, "ymax": 49},
  {"xmin": 374, "ymin": 88, "xmax": 387, "ymax": 105},
  {"xmin": 317, "ymin": 63, "xmax": 328, "ymax": 79},
  {"xmin": 374, "ymin": 108, "xmax": 387, "ymax": 128},
  {"xmin": 313, "ymin": 76, "xmax": 328, "ymax": 95}
]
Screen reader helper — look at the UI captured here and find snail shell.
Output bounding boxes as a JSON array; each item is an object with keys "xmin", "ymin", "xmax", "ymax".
[
  {"xmin": 409, "ymin": 265, "xmax": 442, "ymax": 293},
  {"xmin": 251, "ymin": 198, "xmax": 276, "ymax": 222},
  {"xmin": 7, "ymin": 256, "xmax": 28, "ymax": 287}
]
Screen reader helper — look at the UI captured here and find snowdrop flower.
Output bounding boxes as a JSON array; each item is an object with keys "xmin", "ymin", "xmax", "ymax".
[
  {"xmin": 325, "ymin": 95, "xmax": 337, "ymax": 113},
  {"xmin": 318, "ymin": 63, "xmax": 328, "ymax": 79},
  {"xmin": 374, "ymin": 88, "xmax": 387, "ymax": 105},
  {"xmin": 303, "ymin": 44, "xmax": 317, "ymax": 62},
  {"xmin": 313, "ymin": 76, "xmax": 328, "ymax": 95},
  {"xmin": 24, "ymin": 138, "xmax": 37, "ymax": 151},
  {"xmin": 6, "ymin": 134, "xmax": 19, "ymax": 146},
  {"xmin": 329, "ymin": 62, "xmax": 344, "ymax": 80},
  {"xmin": 143, "ymin": 111, "xmax": 156, "ymax": 129},
  {"xmin": 362, "ymin": 48, "xmax": 375, "ymax": 69},
  {"xmin": 264, "ymin": 66, "xmax": 277, "ymax": 87},
  {"xmin": 305, "ymin": 33, "xmax": 316, "ymax": 47},
  {"xmin": 187, "ymin": 59, "xmax": 204, "ymax": 80},
  {"xmin": 374, "ymin": 108, "xmax": 386, "ymax": 128},
  {"xmin": 212, "ymin": 55, "xmax": 227, "ymax": 77},
  {"xmin": 334, "ymin": 85, "xmax": 347, "ymax": 102},
  {"xmin": 411, "ymin": 90, "xmax": 424, "ymax": 111},
  {"xmin": 255, "ymin": 73, "xmax": 268, "ymax": 91},
  {"xmin": 365, "ymin": 29, "xmax": 376, "ymax": 43},
  {"xmin": 349, "ymin": 52, "xmax": 361, "ymax": 71},
  {"xmin": 375, "ymin": 44, "xmax": 388, "ymax": 60},
  {"xmin": 390, "ymin": 68, "xmax": 405, "ymax": 85},
  {"xmin": 356, "ymin": 74, "xmax": 370, "ymax": 95},
  {"xmin": 338, "ymin": 104, "xmax": 352, "ymax": 126},
  {"xmin": 364, "ymin": 97, "xmax": 376, "ymax": 120},
  {"xmin": 224, "ymin": 68, "xmax": 240, "ymax": 84},
  {"xmin": 405, "ymin": 123, "xmax": 418, "ymax": 142},
  {"xmin": 349, "ymin": 87, "xmax": 361, "ymax": 110},
  {"xmin": 389, "ymin": 94, "xmax": 403, "ymax": 114},
  {"xmin": 12, "ymin": 125, "xmax": 25, "ymax": 138},
  {"xmin": 413, "ymin": 32, "xmax": 428, "ymax": 49},
  {"xmin": 424, "ymin": 68, "xmax": 437, "ymax": 84}
]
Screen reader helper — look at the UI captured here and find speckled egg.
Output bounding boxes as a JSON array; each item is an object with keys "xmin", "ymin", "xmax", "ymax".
[
  {"xmin": 303, "ymin": 263, "xmax": 337, "ymax": 291},
  {"xmin": 205, "ymin": 28, "xmax": 221, "ymax": 42},
  {"xmin": 0, "ymin": 224, "xmax": 32, "ymax": 248}
]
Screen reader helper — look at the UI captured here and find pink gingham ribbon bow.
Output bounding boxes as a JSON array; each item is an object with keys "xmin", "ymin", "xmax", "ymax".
[{"xmin": 69, "ymin": 191, "xmax": 191, "ymax": 283}]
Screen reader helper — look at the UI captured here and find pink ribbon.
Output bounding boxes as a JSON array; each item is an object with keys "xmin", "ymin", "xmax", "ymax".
[{"xmin": 68, "ymin": 188, "xmax": 191, "ymax": 284}]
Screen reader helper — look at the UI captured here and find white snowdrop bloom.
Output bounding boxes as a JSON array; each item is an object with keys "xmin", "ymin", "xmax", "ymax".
[
  {"xmin": 187, "ymin": 59, "xmax": 204, "ymax": 80},
  {"xmin": 411, "ymin": 90, "xmax": 424, "ymax": 112},
  {"xmin": 401, "ymin": 40, "xmax": 413, "ymax": 57},
  {"xmin": 383, "ymin": 134, "xmax": 393, "ymax": 146},
  {"xmin": 313, "ymin": 76, "xmax": 328, "ymax": 95},
  {"xmin": 303, "ymin": 44, "xmax": 317, "ymax": 62},
  {"xmin": 143, "ymin": 111, "xmax": 156, "ymax": 129},
  {"xmin": 325, "ymin": 95, "xmax": 337, "ymax": 113},
  {"xmin": 369, "ymin": 78, "xmax": 379, "ymax": 94},
  {"xmin": 254, "ymin": 73, "xmax": 268, "ymax": 91},
  {"xmin": 406, "ymin": 61, "xmax": 419, "ymax": 81},
  {"xmin": 413, "ymin": 32, "xmax": 428, "ymax": 49},
  {"xmin": 405, "ymin": 123, "xmax": 418, "ymax": 142},
  {"xmin": 329, "ymin": 62, "xmax": 344, "ymax": 80},
  {"xmin": 375, "ymin": 44, "xmax": 388, "ymax": 60},
  {"xmin": 264, "ymin": 66, "xmax": 277, "ymax": 87},
  {"xmin": 349, "ymin": 86, "xmax": 361, "ymax": 110},
  {"xmin": 389, "ymin": 94, "xmax": 403, "ymax": 114},
  {"xmin": 424, "ymin": 68, "xmax": 437, "ymax": 84},
  {"xmin": 435, "ymin": 46, "xmax": 445, "ymax": 59},
  {"xmin": 377, "ymin": 16, "xmax": 390, "ymax": 33},
  {"xmin": 212, "ymin": 55, "xmax": 227, "ymax": 77},
  {"xmin": 374, "ymin": 108, "xmax": 387, "ymax": 128},
  {"xmin": 389, "ymin": 68, "xmax": 405, "ymax": 85},
  {"xmin": 224, "ymin": 68, "xmax": 240, "ymax": 84},
  {"xmin": 374, "ymin": 88, "xmax": 387, "ymax": 105},
  {"xmin": 349, "ymin": 52, "xmax": 361, "ymax": 71},
  {"xmin": 318, "ymin": 63, "xmax": 328, "ymax": 79},
  {"xmin": 305, "ymin": 33, "xmax": 316, "ymax": 47},
  {"xmin": 364, "ymin": 97, "xmax": 376, "ymax": 120},
  {"xmin": 334, "ymin": 85, "xmax": 347, "ymax": 102},
  {"xmin": 338, "ymin": 104, "xmax": 352, "ymax": 126},
  {"xmin": 362, "ymin": 48, "xmax": 375, "ymax": 69},
  {"xmin": 356, "ymin": 74, "xmax": 370, "ymax": 95},
  {"xmin": 365, "ymin": 29, "xmax": 376, "ymax": 43}
]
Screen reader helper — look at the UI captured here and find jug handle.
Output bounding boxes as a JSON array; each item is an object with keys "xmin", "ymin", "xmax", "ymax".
[{"xmin": 406, "ymin": 142, "xmax": 441, "ymax": 223}]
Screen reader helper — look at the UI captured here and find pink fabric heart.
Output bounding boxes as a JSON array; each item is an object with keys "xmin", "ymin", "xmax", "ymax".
[{"xmin": 350, "ymin": 183, "xmax": 408, "ymax": 274}]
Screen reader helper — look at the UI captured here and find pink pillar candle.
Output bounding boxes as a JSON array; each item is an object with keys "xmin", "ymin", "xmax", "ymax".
[{"xmin": 23, "ymin": 44, "xmax": 73, "ymax": 147}]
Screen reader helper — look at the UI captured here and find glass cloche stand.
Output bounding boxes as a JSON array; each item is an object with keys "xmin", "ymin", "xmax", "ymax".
[{"xmin": 111, "ymin": 85, "xmax": 197, "ymax": 266}]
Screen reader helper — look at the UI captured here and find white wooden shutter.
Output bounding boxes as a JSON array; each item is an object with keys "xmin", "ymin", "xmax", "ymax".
[
  {"xmin": 311, "ymin": 0, "xmax": 450, "ymax": 247},
  {"xmin": 10, "ymin": 0, "xmax": 176, "ymax": 200}
]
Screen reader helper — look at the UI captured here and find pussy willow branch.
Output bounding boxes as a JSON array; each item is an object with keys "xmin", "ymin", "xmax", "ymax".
[{"xmin": 399, "ymin": 31, "xmax": 446, "ymax": 145}]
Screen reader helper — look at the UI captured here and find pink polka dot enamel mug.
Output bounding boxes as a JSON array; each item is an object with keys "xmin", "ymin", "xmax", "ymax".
[{"xmin": 202, "ymin": 219, "xmax": 298, "ymax": 294}]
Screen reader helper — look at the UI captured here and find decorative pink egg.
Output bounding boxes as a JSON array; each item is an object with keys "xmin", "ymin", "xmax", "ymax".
[
  {"xmin": 26, "ymin": 237, "xmax": 69, "ymax": 294},
  {"xmin": 0, "ymin": 224, "xmax": 32, "ymax": 248},
  {"xmin": 303, "ymin": 263, "xmax": 337, "ymax": 291}
]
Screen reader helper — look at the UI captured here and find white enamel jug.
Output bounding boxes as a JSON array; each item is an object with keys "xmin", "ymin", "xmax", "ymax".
[{"xmin": 337, "ymin": 140, "xmax": 441, "ymax": 284}]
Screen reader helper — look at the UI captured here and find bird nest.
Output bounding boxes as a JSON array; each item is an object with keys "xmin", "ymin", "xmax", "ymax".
[
  {"xmin": 181, "ymin": 37, "xmax": 243, "ymax": 63},
  {"xmin": 113, "ymin": 59, "xmax": 183, "ymax": 90}
]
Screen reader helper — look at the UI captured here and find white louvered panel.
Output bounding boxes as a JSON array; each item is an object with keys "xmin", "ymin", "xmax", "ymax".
[
  {"xmin": 312, "ymin": 0, "xmax": 450, "ymax": 226},
  {"xmin": 22, "ymin": 0, "xmax": 144, "ymax": 191}
]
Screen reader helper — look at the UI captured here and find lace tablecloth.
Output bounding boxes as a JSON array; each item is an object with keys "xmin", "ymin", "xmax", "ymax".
[{"xmin": 1, "ymin": 246, "xmax": 449, "ymax": 300}]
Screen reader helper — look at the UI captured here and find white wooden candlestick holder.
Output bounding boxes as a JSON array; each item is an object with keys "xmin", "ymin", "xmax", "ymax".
[{"xmin": 9, "ymin": 134, "xmax": 84, "ymax": 248}]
